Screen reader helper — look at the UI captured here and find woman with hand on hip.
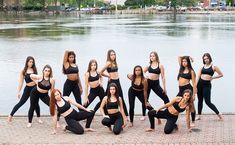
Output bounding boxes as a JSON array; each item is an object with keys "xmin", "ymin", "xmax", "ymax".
[
  {"xmin": 100, "ymin": 49, "xmax": 128, "ymax": 116},
  {"xmin": 197, "ymin": 53, "xmax": 223, "ymax": 120},
  {"xmin": 8, "ymin": 56, "xmax": 41, "ymax": 123}
]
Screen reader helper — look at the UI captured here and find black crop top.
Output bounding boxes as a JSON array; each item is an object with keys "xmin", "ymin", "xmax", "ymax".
[
  {"xmin": 173, "ymin": 100, "xmax": 186, "ymax": 113},
  {"xmin": 132, "ymin": 81, "xmax": 144, "ymax": 90},
  {"xmin": 88, "ymin": 72, "xmax": 99, "ymax": 82},
  {"xmin": 178, "ymin": 72, "xmax": 192, "ymax": 80},
  {"xmin": 56, "ymin": 97, "xmax": 71, "ymax": 114},
  {"xmin": 148, "ymin": 65, "xmax": 161, "ymax": 74},
  {"xmin": 107, "ymin": 66, "xmax": 118, "ymax": 73},
  {"xmin": 38, "ymin": 78, "xmax": 51, "ymax": 90},
  {"xmin": 201, "ymin": 66, "xmax": 214, "ymax": 76},
  {"xmin": 107, "ymin": 100, "xmax": 119, "ymax": 109},
  {"xmin": 64, "ymin": 64, "xmax": 79, "ymax": 74},
  {"xmin": 25, "ymin": 73, "xmax": 33, "ymax": 83}
]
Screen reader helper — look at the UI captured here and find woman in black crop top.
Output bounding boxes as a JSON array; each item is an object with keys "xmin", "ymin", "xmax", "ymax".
[
  {"xmin": 27, "ymin": 65, "xmax": 55, "ymax": 128},
  {"xmin": 8, "ymin": 56, "xmax": 41, "ymax": 123},
  {"xmin": 177, "ymin": 56, "xmax": 196, "ymax": 126},
  {"xmin": 100, "ymin": 49, "xmax": 128, "ymax": 116},
  {"xmin": 100, "ymin": 83, "xmax": 127, "ymax": 135},
  {"xmin": 196, "ymin": 53, "xmax": 223, "ymax": 120},
  {"xmin": 127, "ymin": 65, "xmax": 154, "ymax": 126},
  {"xmin": 83, "ymin": 59, "xmax": 105, "ymax": 114},
  {"xmin": 50, "ymin": 89, "xmax": 95, "ymax": 135},
  {"xmin": 62, "ymin": 50, "xmax": 83, "ymax": 107},
  {"xmin": 144, "ymin": 51, "xmax": 169, "ymax": 121},
  {"xmin": 146, "ymin": 89, "xmax": 194, "ymax": 134}
]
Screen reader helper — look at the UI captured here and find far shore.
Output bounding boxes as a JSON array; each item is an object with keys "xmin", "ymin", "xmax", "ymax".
[{"xmin": 1, "ymin": 9, "xmax": 235, "ymax": 16}]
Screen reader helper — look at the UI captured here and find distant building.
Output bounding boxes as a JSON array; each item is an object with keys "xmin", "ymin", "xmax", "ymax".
[
  {"xmin": 107, "ymin": 0, "xmax": 126, "ymax": 5},
  {"xmin": 203, "ymin": 0, "xmax": 235, "ymax": 7}
]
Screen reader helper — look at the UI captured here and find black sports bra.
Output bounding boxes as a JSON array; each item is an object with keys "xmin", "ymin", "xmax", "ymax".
[
  {"xmin": 25, "ymin": 73, "xmax": 33, "ymax": 83},
  {"xmin": 88, "ymin": 72, "xmax": 99, "ymax": 82},
  {"xmin": 178, "ymin": 72, "xmax": 191, "ymax": 80},
  {"xmin": 132, "ymin": 81, "xmax": 144, "ymax": 91},
  {"xmin": 64, "ymin": 64, "xmax": 79, "ymax": 74},
  {"xmin": 38, "ymin": 77, "xmax": 51, "ymax": 90},
  {"xmin": 56, "ymin": 97, "xmax": 71, "ymax": 114},
  {"xmin": 201, "ymin": 66, "xmax": 214, "ymax": 76},
  {"xmin": 107, "ymin": 66, "xmax": 118, "ymax": 73},
  {"xmin": 107, "ymin": 100, "xmax": 119, "ymax": 109},
  {"xmin": 148, "ymin": 65, "xmax": 161, "ymax": 74},
  {"xmin": 173, "ymin": 99, "xmax": 186, "ymax": 113}
]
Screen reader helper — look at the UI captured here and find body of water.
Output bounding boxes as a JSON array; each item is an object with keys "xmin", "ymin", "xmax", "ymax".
[{"xmin": 0, "ymin": 14, "xmax": 234, "ymax": 115}]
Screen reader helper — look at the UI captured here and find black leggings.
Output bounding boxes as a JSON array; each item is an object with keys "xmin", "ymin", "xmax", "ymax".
[
  {"xmin": 64, "ymin": 109, "xmax": 95, "ymax": 135},
  {"xmin": 148, "ymin": 109, "xmax": 178, "ymax": 134},
  {"xmin": 10, "ymin": 85, "xmax": 40, "ymax": 117},
  {"xmin": 128, "ymin": 87, "xmax": 153, "ymax": 123},
  {"xmin": 102, "ymin": 112, "xmax": 123, "ymax": 135},
  {"xmin": 83, "ymin": 85, "xmax": 105, "ymax": 113},
  {"xmin": 106, "ymin": 79, "xmax": 128, "ymax": 116},
  {"xmin": 146, "ymin": 79, "xmax": 169, "ymax": 114},
  {"xmin": 28, "ymin": 87, "xmax": 50, "ymax": 123},
  {"xmin": 197, "ymin": 79, "xmax": 219, "ymax": 115},
  {"xmin": 177, "ymin": 84, "xmax": 196, "ymax": 122},
  {"xmin": 63, "ymin": 79, "xmax": 81, "ymax": 107}
]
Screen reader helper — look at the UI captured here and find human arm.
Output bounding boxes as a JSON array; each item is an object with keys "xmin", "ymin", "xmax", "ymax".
[
  {"xmin": 160, "ymin": 64, "xmax": 167, "ymax": 94},
  {"xmin": 212, "ymin": 66, "xmax": 223, "ymax": 80},
  {"xmin": 66, "ymin": 97, "xmax": 90, "ymax": 111},
  {"xmin": 17, "ymin": 70, "xmax": 24, "ymax": 98},
  {"xmin": 100, "ymin": 96, "xmax": 109, "ymax": 118},
  {"xmin": 143, "ymin": 78, "xmax": 148, "ymax": 106},
  {"xmin": 51, "ymin": 108, "xmax": 58, "ymax": 134},
  {"xmin": 84, "ymin": 72, "xmax": 89, "ymax": 105},
  {"xmin": 157, "ymin": 97, "xmax": 177, "ymax": 112},
  {"xmin": 127, "ymin": 74, "xmax": 133, "ymax": 81},
  {"xmin": 186, "ymin": 107, "xmax": 191, "ymax": 132},
  {"xmin": 100, "ymin": 61, "xmax": 111, "ymax": 78},
  {"xmin": 63, "ymin": 50, "xmax": 69, "ymax": 69},
  {"xmin": 191, "ymin": 70, "xmax": 197, "ymax": 100},
  {"xmin": 50, "ymin": 78, "xmax": 55, "ymax": 91}
]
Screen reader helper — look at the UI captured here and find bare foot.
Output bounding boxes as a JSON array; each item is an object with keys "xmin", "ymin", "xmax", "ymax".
[
  {"xmin": 145, "ymin": 128, "xmax": 155, "ymax": 132},
  {"xmin": 7, "ymin": 115, "xmax": 13, "ymax": 123},
  {"xmin": 190, "ymin": 122, "xmax": 195, "ymax": 127},
  {"xmin": 128, "ymin": 122, "xmax": 133, "ymax": 127},
  {"xmin": 218, "ymin": 114, "xmax": 223, "ymax": 121},
  {"xmin": 157, "ymin": 119, "xmax": 161, "ymax": 125},
  {"xmin": 85, "ymin": 128, "xmax": 96, "ymax": 132},
  {"xmin": 140, "ymin": 116, "xmax": 146, "ymax": 121},
  {"xmin": 56, "ymin": 121, "xmax": 61, "ymax": 128},
  {"xmin": 38, "ymin": 118, "xmax": 43, "ymax": 124},
  {"xmin": 27, "ymin": 123, "xmax": 32, "ymax": 128}
]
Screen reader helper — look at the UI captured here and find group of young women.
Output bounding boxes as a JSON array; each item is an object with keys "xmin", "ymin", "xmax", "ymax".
[{"xmin": 7, "ymin": 49, "xmax": 223, "ymax": 135}]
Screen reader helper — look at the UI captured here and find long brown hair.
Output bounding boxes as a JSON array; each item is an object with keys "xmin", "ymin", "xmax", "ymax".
[
  {"xmin": 43, "ymin": 64, "xmax": 53, "ymax": 78},
  {"xmin": 149, "ymin": 51, "xmax": 160, "ymax": 64},
  {"xmin": 177, "ymin": 56, "xmax": 195, "ymax": 80},
  {"xmin": 107, "ymin": 83, "xmax": 120, "ymax": 105},
  {"xmin": 106, "ymin": 49, "xmax": 118, "ymax": 68},
  {"xmin": 182, "ymin": 89, "xmax": 194, "ymax": 112},
  {"xmin": 50, "ymin": 89, "xmax": 62, "ymax": 116},
  {"xmin": 23, "ymin": 56, "xmax": 38, "ymax": 76},
  {"xmin": 87, "ymin": 59, "xmax": 98, "ymax": 72}
]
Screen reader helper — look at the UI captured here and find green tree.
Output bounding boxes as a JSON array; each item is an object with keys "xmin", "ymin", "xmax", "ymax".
[{"xmin": 0, "ymin": 0, "xmax": 3, "ymax": 11}]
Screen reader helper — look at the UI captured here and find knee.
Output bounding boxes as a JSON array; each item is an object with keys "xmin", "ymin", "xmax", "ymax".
[
  {"xmin": 148, "ymin": 110, "xmax": 156, "ymax": 117},
  {"xmin": 164, "ymin": 128, "xmax": 173, "ymax": 134},
  {"xmin": 74, "ymin": 128, "xmax": 84, "ymax": 135},
  {"xmin": 113, "ymin": 128, "xmax": 122, "ymax": 135},
  {"xmin": 102, "ymin": 118, "xmax": 110, "ymax": 126}
]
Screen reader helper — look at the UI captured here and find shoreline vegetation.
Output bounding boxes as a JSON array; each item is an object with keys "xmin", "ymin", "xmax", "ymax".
[{"xmin": 1, "ymin": 9, "xmax": 235, "ymax": 16}]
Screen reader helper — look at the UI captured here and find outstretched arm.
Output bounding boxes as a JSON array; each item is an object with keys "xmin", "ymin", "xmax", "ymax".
[
  {"xmin": 160, "ymin": 64, "xmax": 167, "ymax": 94},
  {"xmin": 63, "ymin": 50, "xmax": 69, "ymax": 68},
  {"xmin": 66, "ymin": 97, "xmax": 89, "ymax": 111},
  {"xmin": 17, "ymin": 70, "xmax": 24, "ymax": 98}
]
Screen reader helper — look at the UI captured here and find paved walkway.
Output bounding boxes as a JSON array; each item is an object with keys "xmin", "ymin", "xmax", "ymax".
[{"xmin": 0, "ymin": 114, "xmax": 235, "ymax": 145}]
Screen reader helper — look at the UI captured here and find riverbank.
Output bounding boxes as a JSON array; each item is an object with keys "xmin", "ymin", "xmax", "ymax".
[
  {"xmin": 1, "ymin": 9, "xmax": 235, "ymax": 16},
  {"xmin": 1, "ymin": 114, "xmax": 235, "ymax": 144}
]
